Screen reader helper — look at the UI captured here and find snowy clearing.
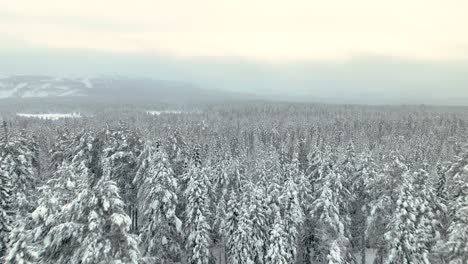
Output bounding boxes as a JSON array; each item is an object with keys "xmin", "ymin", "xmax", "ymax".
[
  {"xmin": 17, "ymin": 112, "xmax": 82, "ymax": 120},
  {"xmin": 147, "ymin": 110, "xmax": 184, "ymax": 115}
]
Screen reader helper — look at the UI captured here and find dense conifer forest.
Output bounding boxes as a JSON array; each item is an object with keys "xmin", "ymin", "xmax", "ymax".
[{"xmin": 1, "ymin": 102, "xmax": 468, "ymax": 263}]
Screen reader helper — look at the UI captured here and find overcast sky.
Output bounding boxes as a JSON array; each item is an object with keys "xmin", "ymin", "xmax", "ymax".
[{"xmin": 1, "ymin": 0, "xmax": 467, "ymax": 104}]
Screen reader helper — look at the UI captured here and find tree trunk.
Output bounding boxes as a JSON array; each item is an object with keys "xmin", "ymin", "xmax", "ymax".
[{"xmin": 360, "ymin": 233, "xmax": 366, "ymax": 264}]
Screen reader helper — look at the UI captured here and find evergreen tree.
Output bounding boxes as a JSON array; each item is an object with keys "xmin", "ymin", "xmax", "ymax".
[
  {"xmin": 279, "ymin": 168, "xmax": 304, "ymax": 263},
  {"xmin": 413, "ymin": 168, "xmax": 438, "ymax": 263},
  {"xmin": 5, "ymin": 219, "xmax": 38, "ymax": 264},
  {"xmin": 33, "ymin": 137, "xmax": 140, "ymax": 264},
  {"xmin": 311, "ymin": 153, "xmax": 353, "ymax": 263},
  {"xmin": 228, "ymin": 198, "xmax": 255, "ymax": 264},
  {"xmin": 49, "ymin": 129, "xmax": 74, "ymax": 170},
  {"xmin": 368, "ymin": 152, "xmax": 409, "ymax": 262},
  {"xmin": 224, "ymin": 191, "xmax": 241, "ymax": 264},
  {"xmin": 0, "ymin": 163, "xmax": 11, "ymax": 259},
  {"xmin": 41, "ymin": 175, "xmax": 140, "ymax": 263},
  {"xmin": 0, "ymin": 132, "xmax": 39, "ymax": 215},
  {"xmin": 134, "ymin": 143, "xmax": 182, "ymax": 263},
  {"xmin": 248, "ymin": 184, "xmax": 269, "ymax": 264},
  {"xmin": 184, "ymin": 165, "xmax": 212, "ymax": 264},
  {"xmin": 266, "ymin": 211, "xmax": 290, "ymax": 264},
  {"xmin": 103, "ymin": 126, "xmax": 142, "ymax": 210},
  {"xmin": 384, "ymin": 170, "xmax": 418, "ymax": 264},
  {"xmin": 439, "ymin": 146, "xmax": 468, "ymax": 263}
]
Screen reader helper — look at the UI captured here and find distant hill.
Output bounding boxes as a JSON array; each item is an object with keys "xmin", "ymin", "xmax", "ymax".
[{"xmin": 0, "ymin": 75, "xmax": 252, "ymax": 103}]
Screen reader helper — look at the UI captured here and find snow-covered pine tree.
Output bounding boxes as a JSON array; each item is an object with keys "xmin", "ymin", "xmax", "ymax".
[
  {"xmin": 42, "ymin": 166, "xmax": 140, "ymax": 263},
  {"xmin": 412, "ymin": 167, "xmax": 438, "ymax": 263},
  {"xmin": 438, "ymin": 145, "xmax": 468, "ymax": 263},
  {"xmin": 0, "ymin": 131, "xmax": 39, "ymax": 215},
  {"xmin": 166, "ymin": 129, "xmax": 190, "ymax": 181},
  {"xmin": 368, "ymin": 152, "xmax": 409, "ymax": 262},
  {"xmin": 103, "ymin": 126, "xmax": 142, "ymax": 212},
  {"xmin": 35, "ymin": 136, "xmax": 140, "ymax": 264},
  {"xmin": 340, "ymin": 142, "xmax": 371, "ymax": 263},
  {"xmin": 279, "ymin": 163, "xmax": 304, "ymax": 263},
  {"xmin": 384, "ymin": 165, "xmax": 442, "ymax": 263},
  {"xmin": 248, "ymin": 184, "xmax": 269, "ymax": 264},
  {"xmin": 354, "ymin": 153, "xmax": 380, "ymax": 264},
  {"xmin": 228, "ymin": 196, "xmax": 255, "ymax": 264},
  {"xmin": 49, "ymin": 129, "xmax": 74, "ymax": 170},
  {"xmin": 224, "ymin": 190, "xmax": 241, "ymax": 264},
  {"xmin": 297, "ymin": 137, "xmax": 309, "ymax": 174},
  {"xmin": 2, "ymin": 130, "xmax": 41, "ymax": 264},
  {"xmin": 31, "ymin": 162, "xmax": 85, "ymax": 254},
  {"xmin": 227, "ymin": 180, "xmax": 269, "ymax": 264},
  {"xmin": 384, "ymin": 169, "xmax": 428, "ymax": 264},
  {"xmin": 311, "ymin": 152, "xmax": 353, "ymax": 263},
  {"xmin": 134, "ymin": 142, "xmax": 182, "ymax": 263},
  {"xmin": 0, "ymin": 163, "xmax": 11, "ymax": 259},
  {"xmin": 435, "ymin": 162, "xmax": 450, "ymax": 243},
  {"xmin": 301, "ymin": 147, "xmax": 322, "ymax": 264},
  {"xmin": 266, "ymin": 210, "xmax": 290, "ymax": 264},
  {"xmin": 442, "ymin": 180, "xmax": 468, "ymax": 264},
  {"xmin": 184, "ymin": 164, "xmax": 212, "ymax": 264},
  {"xmin": 4, "ymin": 218, "xmax": 38, "ymax": 264}
]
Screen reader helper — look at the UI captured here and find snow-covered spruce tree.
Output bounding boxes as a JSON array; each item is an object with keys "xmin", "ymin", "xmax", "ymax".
[
  {"xmin": 211, "ymin": 158, "xmax": 235, "ymax": 243},
  {"xmin": 0, "ymin": 163, "xmax": 12, "ymax": 259},
  {"xmin": 224, "ymin": 190, "xmax": 241, "ymax": 264},
  {"xmin": 346, "ymin": 152, "xmax": 380, "ymax": 264},
  {"xmin": 5, "ymin": 162, "xmax": 84, "ymax": 264},
  {"xmin": 311, "ymin": 153, "xmax": 353, "ymax": 263},
  {"xmin": 383, "ymin": 169, "xmax": 434, "ymax": 264},
  {"xmin": 301, "ymin": 147, "xmax": 322, "ymax": 264},
  {"xmin": 338, "ymin": 142, "xmax": 373, "ymax": 264},
  {"xmin": 383, "ymin": 174, "xmax": 416, "ymax": 264},
  {"xmin": 435, "ymin": 162, "xmax": 450, "ymax": 242},
  {"xmin": 368, "ymin": 152, "xmax": 409, "ymax": 262},
  {"xmin": 184, "ymin": 164, "xmax": 212, "ymax": 264},
  {"xmin": 226, "ymin": 181, "xmax": 269, "ymax": 264},
  {"xmin": 248, "ymin": 184, "xmax": 269, "ymax": 264},
  {"xmin": 38, "ymin": 139, "xmax": 139, "ymax": 264},
  {"xmin": 0, "ymin": 131, "xmax": 39, "ymax": 216},
  {"xmin": 228, "ymin": 196, "xmax": 255, "ymax": 264},
  {"xmin": 438, "ymin": 146, "xmax": 468, "ymax": 263},
  {"xmin": 134, "ymin": 142, "xmax": 182, "ymax": 263},
  {"xmin": 2, "ymin": 131, "xmax": 41, "ymax": 264},
  {"xmin": 266, "ymin": 210, "xmax": 290, "ymax": 264},
  {"xmin": 297, "ymin": 137, "xmax": 309, "ymax": 174},
  {"xmin": 49, "ymin": 129, "xmax": 74, "ymax": 170},
  {"xmin": 279, "ymin": 165, "xmax": 304, "ymax": 263},
  {"xmin": 4, "ymin": 217, "xmax": 38, "ymax": 264},
  {"xmin": 166, "ymin": 129, "xmax": 189, "ymax": 177},
  {"xmin": 412, "ymin": 168, "xmax": 438, "ymax": 263},
  {"xmin": 103, "ymin": 126, "xmax": 142, "ymax": 212},
  {"xmin": 442, "ymin": 180, "xmax": 468, "ymax": 264}
]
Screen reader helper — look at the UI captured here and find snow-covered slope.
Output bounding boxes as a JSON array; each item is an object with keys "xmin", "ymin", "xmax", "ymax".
[
  {"xmin": 0, "ymin": 75, "xmax": 90, "ymax": 98},
  {"xmin": 0, "ymin": 75, "xmax": 248, "ymax": 102}
]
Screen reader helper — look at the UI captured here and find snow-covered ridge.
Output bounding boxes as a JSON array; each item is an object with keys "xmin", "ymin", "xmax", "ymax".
[
  {"xmin": 17, "ymin": 112, "xmax": 82, "ymax": 120},
  {"xmin": 0, "ymin": 75, "xmax": 90, "ymax": 99}
]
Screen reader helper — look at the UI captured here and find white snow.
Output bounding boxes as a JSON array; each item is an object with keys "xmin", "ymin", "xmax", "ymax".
[
  {"xmin": 147, "ymin": 110, "xmax": 183, "ymax": 115},
  {"xmin": 0, "ymin": 90, "xmax": 14, "ymax": 99},
  {"xmin": 17, "ymin": 112, "xmax": 82, "ymax": 120},
  {"xmin": 354, "ymin": 248, "xmax": 378, "ymax": 264},
  {"xmin": 81, "ymin": 78, "xmax": 93, "ymax": 89}
]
